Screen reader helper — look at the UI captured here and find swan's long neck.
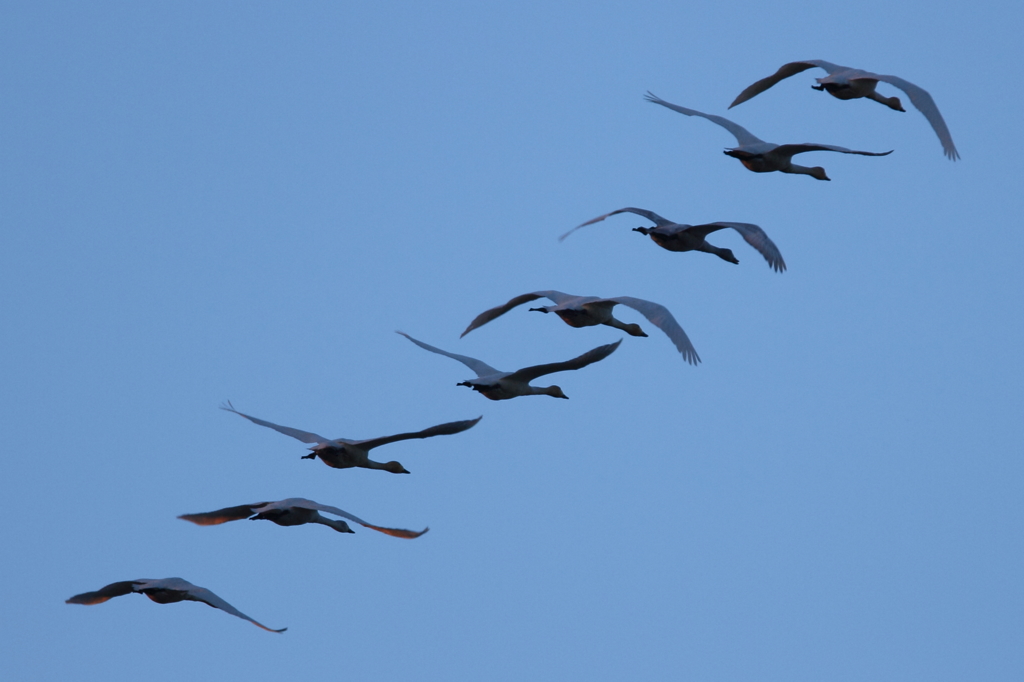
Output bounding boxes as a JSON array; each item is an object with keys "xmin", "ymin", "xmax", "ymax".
[
  {"xmin": 604, "ymin": 317, "xmax": 632, "ymax": 333},
  {"xmin": 698, "ymin": 243, "xmax": 738, "ymax": 263},
  {"xmin": 602, "ymin": 316, "xmax": 647, "ymax": 337},
  {"xmin": 311, "ymin": 513, "xmax": 354, "ymax": 533},
  {"xmin": 866, "ymin": 90, "xmax": 904, "ymax": 111},
  {"xmin": 364, "ymin": 458, "xmax": 409, "ymax": 474},
  {"xmin": 783, "ymin": 163, "xmax": 829, "ymax": 181},
  {"xmin": 524, "ymin": 384, "xmax": 567, "ymax": 399}
]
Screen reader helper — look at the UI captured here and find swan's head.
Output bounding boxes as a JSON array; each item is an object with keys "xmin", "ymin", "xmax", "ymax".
[
  {"xmin": 632, "ymin": 226, "xmax": 652, "ymax": 236},
  {"xmin": 810, "ymin": 166, "xmax": 830, "ymax": 181},
  {"xmin": 544, "ymin": 385, "xmax": 569, "ymax": 399},
  {"xmin": 383, "ymin": 461, "xmax": 410, "ymax": 474},
  {"xmin": 886, "ymin": 96, "xmax": 905, "ymax": 112},
  {"xmin": 528, "ymin": 307, "xmax": 550, "ymax": 314},
  {"xmin": 720, "ymin": 248, "xmax": 739, "ymax": 265},
  {"xmin": 623, "ymin": 323, "xmax": 647, "ymax": 337}
]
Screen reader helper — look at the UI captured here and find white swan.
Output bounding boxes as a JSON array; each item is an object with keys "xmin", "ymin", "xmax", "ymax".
[
  {"xmin": 460, "ymin": 291, "xmax": 699, "ymax": 365},
  {"xmin": 179, "ymin": 498, "xmax": 428, "ymax": 539},
  {"xmin": 729, "ymin": 60, "xmax": 958, "ymax": 160},
  {"xmin": 397, "ymin": 331, "xmax": 620, "ymax": 400},
  {"xmin": 562, "ymin": 206, "xmax": 786, "ymax": 273},
  {"xmin": 66, "ymin": 577, "xmax": 286, "ymax": 633},
  {"xmin": 645, "ymin": 92, "xmax": 892, "ymax": 180},
  {"xmin": 221, "ymin": 402, "xmax": 481, "ymax": 474}
]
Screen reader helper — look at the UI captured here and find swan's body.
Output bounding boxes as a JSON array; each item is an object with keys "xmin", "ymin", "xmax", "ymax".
[
  {"xmin": 397, "ymin": 331, "xmax": 620, "ymax": 400},
  {"xmin": 179, "ymin": 498, "xmax": 428, "ymax": 539},
  {"xmin": 645, "ymin": 92, "xmax": 892, "ymax": 180},
  {"xmin": 729, "ymin": 60, "xmax": 958, "ymax": 160},
  {"xmin": 66, "ymin": 577, "xmax": 286, "ymax": 633},
  {"xmin": 221, "ymin": 402, "xmax": 481, "ymax": 474},
  {"xmin": 562, "ymin": 206, "xmax": 786, "ymax": 272},
  {"xmin": 461, "ymin": 290, "xmax": 700, "ymax": 365}
]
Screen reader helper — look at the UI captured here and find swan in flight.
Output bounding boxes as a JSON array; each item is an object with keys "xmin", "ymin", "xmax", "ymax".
[
  {"xmin": 221, "ymin": 401, "xmax": 481, "ymax": 474},
  {"xmin": 562, "ymin": 206, "xmax": 786, "ymax": 273},
  {"xmin": 179, "ymin": 498, "xmax": 428, "ymax": 539},
  {"xmin": 644, "ymin": 92, "xmax": 892, "ymax": 180},
  {"xmin": 397, "ymin": 331, "xmax": 620, "ymax": 400},
  {"xmin": 728, "ymin": 60, "xmax": 958, "ymax": 160},
  {"xmin": 66, "ymin": 577, "xmax": 286, "ymax": 633},
  {"xmin": 460, "ymin": 291, "xmax": 699, "ymax": 365}
]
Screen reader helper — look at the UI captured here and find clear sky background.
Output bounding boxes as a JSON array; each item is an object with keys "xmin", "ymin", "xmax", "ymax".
[{"xmin": 3, "ymin": 1, "xmax": 1022, "ymax": 680}]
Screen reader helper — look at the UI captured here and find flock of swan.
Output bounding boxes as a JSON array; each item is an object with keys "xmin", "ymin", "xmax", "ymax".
[{"xmin": 65, "ymin": 59, "xmax": 956, "ymax": 632}]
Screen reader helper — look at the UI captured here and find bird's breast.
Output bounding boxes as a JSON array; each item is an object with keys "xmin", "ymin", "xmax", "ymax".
[
  {"xmin": 555, "ymin": 309, "xmax": 599, "ymax": 328},
  {"xmin": 649, "ymin": 232, "xmax": 693, "ymax": 252},
  {"xmin": 141, "ymin": 589, "xmax": 188, "ymax": 604},
  {"xmin": 821, "ymin": 81, "xmax": 862, "ymax": 99},
  {"xmin": 317, "ymin": 445, "xmax": 360, "ymax": 469},
  {"xmin": 739, "ymin": 157, "xmax": 772, "ymax": 172}
]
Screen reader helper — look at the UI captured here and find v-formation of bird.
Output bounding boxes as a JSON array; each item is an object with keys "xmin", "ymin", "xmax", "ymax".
[{"xmin": 67, "ymin": 59, "xmax": 956, "ymax": 632}]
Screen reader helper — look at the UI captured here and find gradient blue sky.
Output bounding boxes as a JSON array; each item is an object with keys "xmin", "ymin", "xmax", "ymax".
[{"xmin": 3, "ymin": 2, "xmax": 1023, "ymax": 680}]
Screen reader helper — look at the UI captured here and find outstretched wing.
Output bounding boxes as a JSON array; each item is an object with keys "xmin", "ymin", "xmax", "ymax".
[
  {"xmin": 509, "ymin": 340, "xmax": 621, "ymax": 382},
  {"xmin": 560, "ymin": 207, "xmax": 674, "ymax": 242},
  {"xmin": 461, "ymin": 292, "xmax": 547, "ymax": 336},
  {"xmin": 606, "ymin": 297, "xmax": 701, "ymax": 364},
  {"xmin": 687, "ymin": 222, "xmax": 786, "ymax": 273},
  {"xmin": 220, "ymin": 401, "xmax": 330, "ymax": 445},
  {"xmin": 178, "ymin": 504, "xmax": 266, "ymax": 526},
  {"xmin": 292, "ymin": 499, "xmax": 429, "ymax": 539},
  {"xmin": 185, "ymin": 585, "xmax": 287, "ymax": 633},
  {"xmin": 874, "ymin": 74, "xmax": 959, "ymax": 160},
  {"xmin": 66, "ymin": 580, "xmax": 142, "ymax": 605},
  {"xmin": 356, "ymin": 416, "xmax": 482, "ymax": 450},
  {"xmin": 397, "ymin": 331, "xmax": 501, "ymax": 377},
  {"xmin": 773, "ymin": 143, "xmax": 893, "ymax": 157},
  {"xmin": 729, "ymin": 60, "xmax": 841, "ymax": 108},
  {"xmin": 461, "ymin": 291, "xmax": 579, "ymax": 336},
  {"xmin": 645, "ymin": 92, "xmax": 764, "ymax": 147}
]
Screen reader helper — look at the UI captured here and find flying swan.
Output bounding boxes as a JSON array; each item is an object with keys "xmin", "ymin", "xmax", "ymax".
[
  {"xmin": 66, "ymin": 577, "xmax": 286, "ymax": 633},
  {"xmin": 728, "ymin": 60, "xmax": 958, "ymax": 160},
  {"xmin": 562, "ymin": 206, "xmax": 786, "ymax": 272},
  {"xmin": 460, "ymin": 290, "xmax": 699, "ymax": 365},
  {"xmin": 222, "ymin": 401, "xmax": 481, "ymax": 474},
  {"xmin": 179, "ymin": 498, "xmax": 428, "ymax": 538},
  {"xmin": 645, "ymin": 92, "xmax": 892, "ymax": 180},
  {"xmin": 397, "ymin": 331, "xmax": 620, "ymax": 400}
]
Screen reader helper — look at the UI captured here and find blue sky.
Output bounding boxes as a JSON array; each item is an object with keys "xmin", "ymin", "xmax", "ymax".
[{"xmin": 3, "ymin": 2, "xmax": 1022, "ymax": 680}]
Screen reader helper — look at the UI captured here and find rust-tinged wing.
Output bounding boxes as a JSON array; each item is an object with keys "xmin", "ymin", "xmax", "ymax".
[
  {"xmin": 178, "ymin": 504, "xmax": 265, "ymax": 526},
  {"xmin": 66, "ymin": 580, "xmax": 141, "ymax": 605}
]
